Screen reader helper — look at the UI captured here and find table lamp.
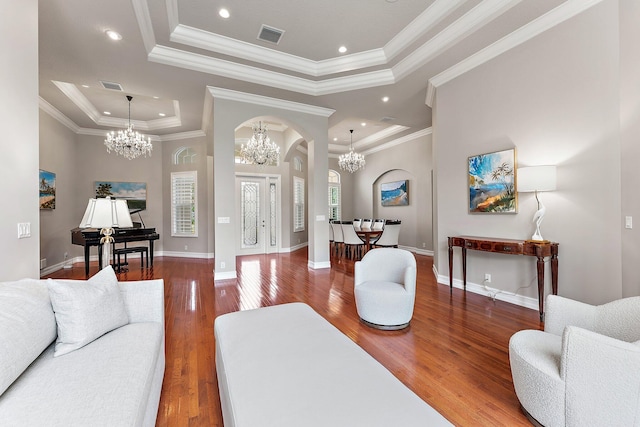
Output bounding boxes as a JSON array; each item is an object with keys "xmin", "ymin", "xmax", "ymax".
[
  {"xmin": 517, "ymin": 165, "xmax": 557, "ymax": 241},
  {"xmin": 79, "ymin": 196, "xmax": 133, "ymax": 269}
]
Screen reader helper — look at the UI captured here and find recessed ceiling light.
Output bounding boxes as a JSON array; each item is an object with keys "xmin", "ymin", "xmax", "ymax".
[
  {"xmin": 159, "ymin": 113, "xmax": 166, "ymax": 117},
  {"xmin": 105, "ymin": 30, "xmax": 122, "ymax": 41},
  {"xmin": 382, "ymin": 96, "xmax": 389, "ymax": 103},
  {"xmin": 338, "ymin": 46, "xmax": 347, "ymax": 54},
  {"xmin": 361, "ymin": 122, "xmax": 366, "ymax": 127},
  {"xmin": 104, "ymin": 111, "xmax": 111, "ymax": 115},
  {"xmin": 153, "ymin": 96, "xmax": 159, "ymax": 99},
  {"xmin": 333, "ymin": 137, "xmax": 338, "ymax": 141},
  {"xmin": 81, "ymin": 84, "xmax": 90, "ymax": 88},
  {"xmin": 219, "ymin": 8, "xmax": 230, "ymax": 18}
]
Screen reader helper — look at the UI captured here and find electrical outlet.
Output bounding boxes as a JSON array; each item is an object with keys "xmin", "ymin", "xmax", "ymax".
[
  {"xmin": 422, "ymin": 242, "xmax": 426, "ymax": 248},
  {"xmin": 484, "ymin": 273, "xmax": 492, "ymax": 283},
  {"xmin": 221, "ymin": 261, "xmax": 226, "ymax": 269},
  {"xmin": 64, "ymin": 252, "xmax": 68, "ymax": 260},
  {"xmin": 184, "ymin": 245, "xmax": 188, "ymax": 251}
]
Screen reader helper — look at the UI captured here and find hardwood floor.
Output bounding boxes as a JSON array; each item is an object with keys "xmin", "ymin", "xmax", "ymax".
[{"xmin": 45, "ymin": 249, "xmax": 541, "ymax": 426}]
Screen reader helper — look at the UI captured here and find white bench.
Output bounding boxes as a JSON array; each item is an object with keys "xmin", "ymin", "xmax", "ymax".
[{"xmin": 214, "ymin": 303, "xmax": 452, "ymax": 427}]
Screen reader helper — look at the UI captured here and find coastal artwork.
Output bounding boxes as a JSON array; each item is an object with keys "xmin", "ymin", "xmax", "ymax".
[
  {"xmin": 468, "ymin": 148, "xmax": 516, "ymax": 213},
  {"xmin": 94, "ymin": 181, "xmax": 147, "ymax": 211},
  {"xmin": 39, "ymin": 170, "xmax": 56, "ymax": 209},
  {"xmin": 381, "ymin": 180, "xmax": 409, "ymax": 206}
]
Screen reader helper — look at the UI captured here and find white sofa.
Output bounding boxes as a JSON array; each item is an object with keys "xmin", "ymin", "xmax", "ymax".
[
  {"xmin": 509, "ymin": 295, "xmax": 640, "ymax": 427},
  {"xmin": 0, "ymin": 266, "xmax": 165, "ymax": 427},
  {"xmin": 215, "ymin": 302, "xmax": 452, "ymax": 427}
]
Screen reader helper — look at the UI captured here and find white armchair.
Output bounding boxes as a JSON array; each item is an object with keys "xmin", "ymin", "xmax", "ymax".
[
  {"xmin": 354, "ymin": 248, "xmax": 416, "ymax": 330},
  {"xmin": 509, "ymin": 295, "xmax": 640, "ymax": 427}
]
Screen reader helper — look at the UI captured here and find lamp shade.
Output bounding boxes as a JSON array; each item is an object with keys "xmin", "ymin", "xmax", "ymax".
[
  {"xmin": 517, "ymin": 166, "xmax": 557, "ymax": 193},
  {"xmin": 79, "ymin": 197, "xmax": 133, "ymax": 228}
]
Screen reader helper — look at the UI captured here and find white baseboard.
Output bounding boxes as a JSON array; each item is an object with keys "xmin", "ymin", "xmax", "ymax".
[
  {"xmin": 214, "ymin": 270, "xmax": 237, "ymax": 281},
  {"xmin": 432, "ymin": 266, "xmax": 539, "ymax": 312},
  {"xmin": 160, "ymin": 251, "xmax": 214, "ymax": 259}
]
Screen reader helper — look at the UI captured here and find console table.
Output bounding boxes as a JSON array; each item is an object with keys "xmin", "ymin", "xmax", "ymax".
[{"xmin": 448, "ymin": 236, "xmax": 559, "ymax": 321}]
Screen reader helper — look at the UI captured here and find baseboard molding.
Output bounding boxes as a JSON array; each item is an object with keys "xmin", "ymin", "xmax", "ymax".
[
  {"xmin": 214, "ymin": 270, "xmax": 237, "ymax": 281},
  {"xmin": 308, "ymin": 260, "xmax": 331, "ymax": 269},
  {"xmin": 160, "ymin": 251, "xmax": 214, "ymax": 259},
  {"xmin": 432, "ymin": 267, "xmax": 539, "ymax": 312},
  {"xmin": 284, "ymin": 242, "xmax": 308, "ymax": 253}
]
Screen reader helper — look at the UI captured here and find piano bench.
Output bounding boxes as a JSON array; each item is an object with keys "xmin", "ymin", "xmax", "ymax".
[{"xmin": 113, "ymin": 246, "xmax": 148, "ymax": 272}]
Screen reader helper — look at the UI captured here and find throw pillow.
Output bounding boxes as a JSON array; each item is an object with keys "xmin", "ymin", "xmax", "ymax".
[{"xmin": 47, "ymin": 265, "xmax": 129, "ymax": 357}]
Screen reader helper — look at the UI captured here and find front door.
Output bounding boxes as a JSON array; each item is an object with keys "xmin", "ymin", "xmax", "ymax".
[{"xmin": 236, "ymin": 175, "xmax": 280, "ymax": 255}]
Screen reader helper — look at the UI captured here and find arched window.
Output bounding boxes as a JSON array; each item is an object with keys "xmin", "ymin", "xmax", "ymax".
[
  {"xmin": 293, "ymin": 156, "xmax": 303, "ymax": 172},
  {"xmin": 328, "ymin": 169, "xmax": 341, "ymax": 221},
  {"xmin": 173, "ymin": 147, "xmax": 197, "ymax": 165}
]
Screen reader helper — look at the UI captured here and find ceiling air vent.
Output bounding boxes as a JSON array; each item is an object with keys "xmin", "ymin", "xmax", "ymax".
[
  {"xmin": 100, "ymin": 80, "xmax": 123, "ymax": 91},
  {"xmin": 380, "ymin": 116, "xmax": 396, "ymax": 123},
  {"xmin": 257, "ymin": 25, "xmax": 284, "ymax": 45}
]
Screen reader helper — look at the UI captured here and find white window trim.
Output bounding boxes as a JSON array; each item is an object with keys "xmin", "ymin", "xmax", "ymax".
[
  {"xmin": 171, "ymin": 171, "xmax": 198, "ymax": 237},
  {"xmin": 293, "ymin": 176, "xmax": 305, "ymax": 232}
]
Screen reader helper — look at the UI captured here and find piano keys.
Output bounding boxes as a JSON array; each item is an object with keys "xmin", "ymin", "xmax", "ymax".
[{"xmin": 71, "ymin": 226, "xmax": 160, "ymax": 276}]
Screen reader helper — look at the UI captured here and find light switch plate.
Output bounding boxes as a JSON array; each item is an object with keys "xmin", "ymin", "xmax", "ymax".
[
  {"xmin": 625, "ymin": 216, "xmax": 633, "ymax": 229},
  {"xmin": 17, "ymin": 223, "xmax": 31, "ymax": 238}
]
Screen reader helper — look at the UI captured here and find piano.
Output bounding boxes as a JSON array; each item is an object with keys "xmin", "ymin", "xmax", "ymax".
[{"xmin": 71, "ymin": 223, "xmax": 160, "ymax": 276}]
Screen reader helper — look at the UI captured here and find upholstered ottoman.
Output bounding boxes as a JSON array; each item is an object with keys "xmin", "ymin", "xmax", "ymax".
[{"xmin": 214, "ymin": 302, "xmax": 452, "ymax": 427}]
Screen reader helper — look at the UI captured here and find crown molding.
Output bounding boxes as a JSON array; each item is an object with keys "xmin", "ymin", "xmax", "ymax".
[
  {"xmin": 131, "ymin": 0, "xmax": 156, "ymax": 54},
  {"xmin": 52, "ymin": 81, "xmax": 182, "ymax": 130},
  {"xmin": 171, "ymin": 24, "xmax": 388, "ymax": 77},
  {"xmin": 166, "ymin": 0, "xmax": 463, "ymax": 77},
  {"xmin": 383, "ymin": 0, "xmax": 467, "ymax": 61},
  {"xmin": 141, "ymin": 0, "xmax": 524, "ymax": 97},
  {"xmin": 394, "ymin": 0, "xmax": 523, "ymax": 81},
  {"xmin": 39, "ymin": 97, "xmax": 80, "ymax": 133},
  {"xmin": 425, "ymin": 0, "xmax": 604, "ymax": 107},
  {"xmin": 363, "ymin": 128, "xmax": 433, "ymax": 156},
  {"xmin": 352, "ymin": 125, "xmax": 410, "ymax": 150},
  {"xmin": 208, "ymin": 87, "xmax": 335, "ymax": 117},
  {"xmin": 158, "ymin": 130, "xmax": 207, "ymax": 141}
]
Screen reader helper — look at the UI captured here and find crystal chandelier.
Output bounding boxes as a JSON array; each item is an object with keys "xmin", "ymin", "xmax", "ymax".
[
  {"xmin": 339, "ymin": 129, "xmax": 365, "ymax": 173},
  {"xmin": 240, "ymin": 121, "xmax": 280, "ymax": 165},
  {"xmin": 104, "ymin": 95, "xmax": 152, "ymax": 160}
]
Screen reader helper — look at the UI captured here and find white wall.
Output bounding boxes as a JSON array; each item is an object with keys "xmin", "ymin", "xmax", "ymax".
[
  {"xmin": 39, "ymin": 111, "xmax": 78, "ymax": 269},
  {"xmin": 619, "ymin": 0, "xmax": 640, "ymax": 297},
  {"xmin": 352, "ymin": 133, "xmax": 433, "ymax": 252},
  {"xmin": 0, "ymin": 0, "xmax": 40, "ymax": 279},
  {"xmin": 433, "ymin": 0, "xmax": 623, "ymax": 305}
]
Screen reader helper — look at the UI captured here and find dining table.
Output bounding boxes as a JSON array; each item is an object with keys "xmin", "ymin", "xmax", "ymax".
[{"xmin": 354, "ymin": 227, "xmax": 383, "ymax": 252}]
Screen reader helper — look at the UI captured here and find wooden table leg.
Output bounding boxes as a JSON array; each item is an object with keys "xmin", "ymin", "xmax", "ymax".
[
  {"xmin": 448, "ymin": 237, "xmax": 453, "ymax": 292},
  {"xmin": 551, "ymin": 244, "xmax": 559, "ymax": 295},
  {"xmin": 536, "ymin": 252, "xmax": 545, "ymax": 321}
]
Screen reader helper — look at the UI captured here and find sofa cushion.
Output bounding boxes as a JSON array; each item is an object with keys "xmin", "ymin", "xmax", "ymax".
[
  {"xmin": 0, "ymin": 322, "xmax": 163, "ymax": 426},
  {"xmin": 47, "ymin": 265, "xmax": 129, "ymax": 357},
  {"xmin": 0, "ymin": 279, "xmax": 57, "ymax": 395}
]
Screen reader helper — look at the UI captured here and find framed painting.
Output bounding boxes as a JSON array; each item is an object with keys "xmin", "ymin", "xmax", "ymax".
[
  {"xmin": 39, "ymin": 169, "xmax": 56, "ymax": 209},
  {"xmin": 468, "ymin": 148, "xmax": 516, "ymax": 213},
  {"xmin": 381, "ymin": 180, "xmax": 409, "ymax": 206},
  {"xmin": 94, "ymin": 181, "xmax": 147, "ymax": 211}
]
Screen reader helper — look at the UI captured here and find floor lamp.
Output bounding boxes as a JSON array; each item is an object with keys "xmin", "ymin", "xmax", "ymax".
[
  {"xmin": 79, "ymin": 197, "xmax": 133, "ymax": 269},
  {"xmin": 517, "ymin": 166, "xmax": 557, "ymax": 241}
]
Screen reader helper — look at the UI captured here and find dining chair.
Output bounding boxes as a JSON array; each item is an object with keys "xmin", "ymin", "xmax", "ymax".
[
  {"xmin": 372, "ymin": 219, "xmax": 385, "ymax": 230},
  {"xmin": 353, "ymin": 218, "xmax": 362, "ymax": 228},
  {"xmin": 341, "ymin": 221, "xmax": 365, "ymax": 259},
  {"xmin": 330, "ymin": 221, "xmax": 344, "ymax": 257},
  {"xmin": 372, "ymin": 220, "xmax": 401, "ymax": 248},
  {"xmin": 329, "ymin": 220, "xmax": 334, "ymax": 243},
  {"xmin": 360, "ymin": 219, "xmax": 372, "ymax": 229}
]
